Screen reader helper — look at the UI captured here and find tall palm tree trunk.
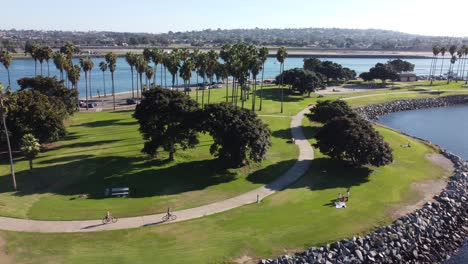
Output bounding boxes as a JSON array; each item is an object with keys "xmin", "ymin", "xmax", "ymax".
[
  {"xmin": 153, "ymin": 63, "xmax": 157, "ymax": 86},
  {"xmin": 89, "ymin": 71, "xmax": 93, "ymax": 98},
  {"xmin": 225, "ymin": 77, "xmax": 228, "ymax": 102},
  {"xmin": 131, "ymin": 67, "xmax": 135, "ymax": 98},
  {"xmin": 160, "ymin": 65, "xmax": 163, "ymax": 87},
  {"xmin": 139, "ymin": 73, "xmax": 143, "ymax": 99},
  {"xmin": 259, "ymin": 64, "xmax": 265, "ymax": 111},
  {"xmin": 34, "ymin": 60, "xmax": 37, "ymax": 76},
  {"xmin": 47, "ymin": 62, "xmax": 50, "ymax": 77},
  {"xmin": 164, "ymin": 67, "xmax": 167, "ymax": 88},
  {"xmin": 208, "ymin": 77, "xmax": 212, "ymax": 104},
  {"xmin": 252, "ymin": 76, "xmax": 257, "ymax": 111},
  {"xmin": 7, "ymin": 70, "xmax": 11, "ymax": 88},
  {"xmin": 1, "ymin": 102, "xmax": 17, "ymax": 191},
  {"xmin": 112, "ymin": 73, "xmax": 116, "ymax": 110},
  {"xmin": 280, "ymin": 63, "xmax": 284, "ymax": 113},
  {"xmin": 85, "ymin": 71, "xmax": 89, "ymax": 110},
  {"xmin": 102, "ymin": 71, "xmax": 106, "ymax": 96},
  {"xmin": 440, "ymin": 56, "xmax": 445, "ymax": 77}
]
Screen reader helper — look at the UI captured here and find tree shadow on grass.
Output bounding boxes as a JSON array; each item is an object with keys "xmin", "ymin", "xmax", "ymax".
[
  {"xmin": 255, "ymin": 87, "xmax": 306, "ymax": 103},
  {"xmin": 288, "ymin": 157, "xmax": 371, "ymax": 192},
  {"xmin": 73, "ymin": 119, "xmax": 138, "ymax": 128}
]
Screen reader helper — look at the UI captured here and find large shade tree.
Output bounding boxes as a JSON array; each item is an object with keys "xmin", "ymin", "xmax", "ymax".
[
  {"xmin": 202, "ymin": 103, "xmax": 272, "ymax": 167},
  {"xmin": 314, "ymin": 116, "xmax": 393, "ymax": 167},
  {"xmin": 134, "ymin": 88, "xmax": 201, "ymax": 161},
  {"xmin": 306, "ymin": 100, "xmax": 357, "ymax": 123}
]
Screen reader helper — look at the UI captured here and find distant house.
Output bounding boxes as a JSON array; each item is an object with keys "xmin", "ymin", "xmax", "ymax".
[{"xmin": 398, "ymin": 73, "xmax": 417, "ymax": 82}]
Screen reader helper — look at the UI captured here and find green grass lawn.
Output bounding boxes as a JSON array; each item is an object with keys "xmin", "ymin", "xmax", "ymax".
[
  {"xmin": 0, "ymin": 111, "xmax": 297, "ymax": 220},
  {"xmin": 0, "ymin": 122, "xmax": 448, "ymax": 264}
]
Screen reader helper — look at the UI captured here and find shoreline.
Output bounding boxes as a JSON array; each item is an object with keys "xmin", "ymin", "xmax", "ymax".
[{"xmin": 11, "ymin": 48, "xmax": 433, "ymax": 60}]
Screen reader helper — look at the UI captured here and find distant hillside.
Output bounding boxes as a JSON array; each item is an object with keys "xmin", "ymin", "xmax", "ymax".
[{"xmin": 0, "ymin": 27, "xmax": 466, "ymax": 52}]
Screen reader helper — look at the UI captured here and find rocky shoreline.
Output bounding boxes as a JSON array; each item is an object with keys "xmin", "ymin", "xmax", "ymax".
[
  {"xmin": 261, "ymin": 149, "xmax": 467, "ymax": 264},
  {"xmin": 355, "ymin": 95, "xmax": 468, "ymax": 121},
  {"xmin": 261, "ymin": 98, "xmax": 468, "ymax": 264}
]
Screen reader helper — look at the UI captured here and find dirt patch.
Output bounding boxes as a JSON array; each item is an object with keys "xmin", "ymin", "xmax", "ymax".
[
  {"xmin": 0, "ymin": 235, "xmax": 14, "ymax": 264},
  {"xmin": 389, "ymin": 153, "xmax": 454, "ymax": 219},
  {"xmin": 232, "ymin": 255, "xmax": 255, "ymax": 264}
]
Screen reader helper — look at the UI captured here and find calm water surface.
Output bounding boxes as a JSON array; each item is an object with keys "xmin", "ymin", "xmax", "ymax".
[
  {"xmin": 0, "ymin": 57, "xmax": 440, "ymax": 96},
  {"xmin": 378, "ymin": 104, "xmax": 468, "ymax": 159}
]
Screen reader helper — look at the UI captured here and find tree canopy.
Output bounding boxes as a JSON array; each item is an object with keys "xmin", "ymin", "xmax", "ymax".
[
  {"xmin": 303, "ymin": 58, "xmax": 356, "ymax": 82},
  {"xmin": 203, "ymin": 103, "xmax": 271, "ymax": 167},
  {"xmin": 17, "ymin": 76, "xmax": 78, "ymax": 116},
  {"xmin": 387, "ymin": 59, "xmax": 415, "ymax": 73},
  {"xmin": 306, "ymin": 100, "xmax": 357, "ymax": 123},
  {"xmin": 133, "ymin": 88, "xmax": 201, "ymax": 160},
  {"xmin": 5, "ymin": 90, "xmax": 66, "ymax": 145},
  {"xmin": 360, "ymin": 63, "xmax": 398, "ymax": 86},
  {"xmin": 275, "ymin": 68, "xmax": 324, "ymax": 96},
  {"xmin": 20, "ymin": 133, "xmax": 41, "ymax": 170},
  {"xmin": 314, "ymin": 116, "xmax": 393, "ymax": 167}
]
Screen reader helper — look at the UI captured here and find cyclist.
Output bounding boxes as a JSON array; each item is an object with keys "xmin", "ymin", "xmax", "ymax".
[{"xmin": 105, "ymin": 211, "xmax": 111, "ymax": 222}]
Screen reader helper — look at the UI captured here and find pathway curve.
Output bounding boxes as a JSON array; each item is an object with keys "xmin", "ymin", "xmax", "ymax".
[{"xmin": 0, "ymin": 108, "xmax": 314, "ymax": 233}]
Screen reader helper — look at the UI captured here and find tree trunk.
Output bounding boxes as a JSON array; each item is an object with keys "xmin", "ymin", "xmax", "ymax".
[
  {"xmin": 429, "ymin": 56, "xmax": 435, "ymax": 85},
  {"xmin": 280, "ymin": 63, "xmax": 284, "ymax": 113},
  {"xmin": 85, "ymin": 71, "xmax": 89, "ymax": 110},
  {"xmin": 40, "ymin": 63, "xmax": 43, "ymax": 75},
  {"xmin": 252, "ymin": 76, "xmax": 256, "ymax": 111},
  {"xmin": 34, "ymin": 60, "xmax": 37, "ymax": 76},
  {"xmin": 112, "ymin": 72, "xmax": 116, "ymax": 110},
  {"xmin": 259, "ymin": 63, "xmax": 265, "ymax": 111},
  {"xmin": 102, "ymin": 71, "xmax": 106, "ymax": 97},
  {"xmin": 160, "ymin": 65, "xmax": 163, "ymax": 87},
  {"xmin": 29, "ymin": 159, "xmax": 33, "ymax": 170},
  {"xmin": 225, "ymin": 77, "xmax": 228, "ymax": 102},
  {"xmin": 153, "ymin": 62, "xmax": 157, "ymax": 85},
  {"xmin": 208, "ymin": 77, "xmax": 212, "ymax": 104},
  {"xmin": 1, "ymin": 103, "xmax": 17, "ymax": 190},
  {"xmin": 164, "ymin": 66, "xmax": 167, "ymax": 88},
  {"xmin": 89, "ymin": 70, "xmax": 93, "ymax": 98},
  {"xmin": 7, "ymin": 69, "xmax": 11, "ymax": 88},
  {"xmin": 169, "ymin": 151, "xmax": 174, "ymax": 161},
  {"xmin": 131, "ymin": 67, "xmax": 135, "ymax": 99},
  {"xmin": 139, "ymin": 73, "xmax": 143, "ymax": 99},
  {"xmin": 440, "ymin": 55, "xmax": 445, "ymax": 76},
  {"xmin": 47, "ymin": 61, "xmax": 50, "ymax": 77}
]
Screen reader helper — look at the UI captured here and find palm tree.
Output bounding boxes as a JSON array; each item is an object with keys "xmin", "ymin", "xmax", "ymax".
[
  {"xmin": 439, "ymin": 46, "xmax": 447, "ymax": 77},
  {"xmin": 250, "ymin": 58, "xmax": 262, "ymax": 111},
  {"xmin": 42, "ymin": 46, "xmax": 53, "ymax": 77},
  {"xmin": 135, "ymin": 55, "xmax": 147, "ymax": 99},
  {"xmin": 145, "ymin": 66, "xmax": 153, "ymax": 89},
  {"xmin": 461, "ymin": 45, "xmax": 468, "ymax": 84},
  {"xmin": 99, "ymin": 61, "xmax": 107, "ymax": 97},
  {"xmin": 150, "ymin": 48, "xmax": 162, "ymax": 86},
  {"xmin": 276, "ymin": 47, "xmax": 288, "ymax": 113},
  {"xmin": 455, "ymin": 48, "xmax": 463, "ymax": 82},
  {"xmin": 125, "ymin": 52, "xmax": 137, "ymax": 98},
  {"xmin": 219, "ymin": 44, "xmax": 232, "ymax": 102},
  {"xmin": 68, "ymin": 64, "xmax": 81, "ymax": 90},
  {"xmin": 180, "ymin": 58, "xmax": 195, "ymax": 95},
  {"xmin": 206, "ymin": 49, "xmax": 219, "ymax": 104},
  {"xmin": 258, "ymin": 47, "xmax": 269, "ymax": 111},
  {"xmin": 0, "ymin": 51, "xmax": 13, "ymax": 88},
  {"xmin": 166, "ymin": 49, "xmax": 180, "ymax": 90},
  {"xmin": 29, "ymin": 43, "xmax": 39, "ymax": 76},
  {"xmin": 105, "ymin": 52, "xmax": 117, "ymax": 110},
  {"xmin": 196, "ymin": 53, "xmax": 207, "ymax": 107},
  {"xmin": 447, "ymin": 45, "xmax": 457, "ymax": 83},
  {"xmin": 53, "ymin": 51, "xmax": 67, "ymax": 81},
  {"xmin": 80, "ymin": 57, "xmax": 91, "ymax": 110},
  {"xmin": 430, "ymin": 45, "xmax": 440, "ymax": 85},
  {"xmin": 0, "ymin": 84, "xmax": 17, "ymax": 190}
]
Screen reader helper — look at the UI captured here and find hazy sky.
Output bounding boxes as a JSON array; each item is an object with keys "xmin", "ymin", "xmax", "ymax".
[{"xmin": 2, "ymin": 0, "xmax": 467, "ymax": 37}]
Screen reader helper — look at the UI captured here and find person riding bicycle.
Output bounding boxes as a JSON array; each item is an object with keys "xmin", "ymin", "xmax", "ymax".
[{"xmin": 105, "ymin": 211, "xmax": 111, "ymax": 222}]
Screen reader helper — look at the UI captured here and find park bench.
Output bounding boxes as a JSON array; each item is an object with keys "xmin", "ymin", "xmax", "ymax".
[{"xmin": 105, "ymin": 187, "xmax": 130, "ymax": 197}]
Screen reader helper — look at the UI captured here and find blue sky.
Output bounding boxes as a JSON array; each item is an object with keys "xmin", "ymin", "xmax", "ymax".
[{"xmin": 3, "ymin": 0, "xmax": 467, "ymax": 36}]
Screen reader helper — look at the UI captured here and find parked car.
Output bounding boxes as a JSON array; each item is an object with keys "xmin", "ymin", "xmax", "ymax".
[
  {"xmin": 126, "ymin": 98, "xmax": 137, "ymax": 105},
  {"xmin": 263, "ymin": 79, "xmax": 273, "ymax": 84},
  {"xmin": 184, "ymin": 87, "xmax": 192, "ymax": 92},
  {"xmin": 88, "ymin": 102, "xmax": 98, "ymax": 108},
  {"xmin": 215, "ymin": 84, "xmax": 223, "ymax": 88}
]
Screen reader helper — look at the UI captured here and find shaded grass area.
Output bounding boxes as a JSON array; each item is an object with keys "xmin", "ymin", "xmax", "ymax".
[
  {"xmin": 0, "ymin": 122, "xmax": 448, "ymax": 264},
  {"xmin": 0, "ymin": 112, "xmax": 297, "ymax": 220}
]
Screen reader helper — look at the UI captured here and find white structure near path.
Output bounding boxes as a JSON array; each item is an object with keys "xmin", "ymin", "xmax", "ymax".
[{"xmin": 0, "ymin": 107, "xmax": 314, "ymax": 233}]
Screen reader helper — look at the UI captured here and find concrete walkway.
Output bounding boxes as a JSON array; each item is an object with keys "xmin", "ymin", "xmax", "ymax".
[{"xmin": 0, "ymin": 108, "xmax": 314, "ymax": 233}]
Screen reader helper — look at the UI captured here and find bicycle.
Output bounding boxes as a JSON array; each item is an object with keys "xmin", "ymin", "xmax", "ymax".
[
  {"xmin": 102, "ymin": 216, "xmax": 118, "ymax": 224},
  {"xmin": 161, "ymin": 212, "xmax": 177, "ymax": 222}
]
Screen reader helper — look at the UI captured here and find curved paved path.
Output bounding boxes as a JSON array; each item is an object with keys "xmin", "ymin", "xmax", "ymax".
[{"xmin": 0, "ymin": 108, "xmax": 314, "ymax": 233}]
